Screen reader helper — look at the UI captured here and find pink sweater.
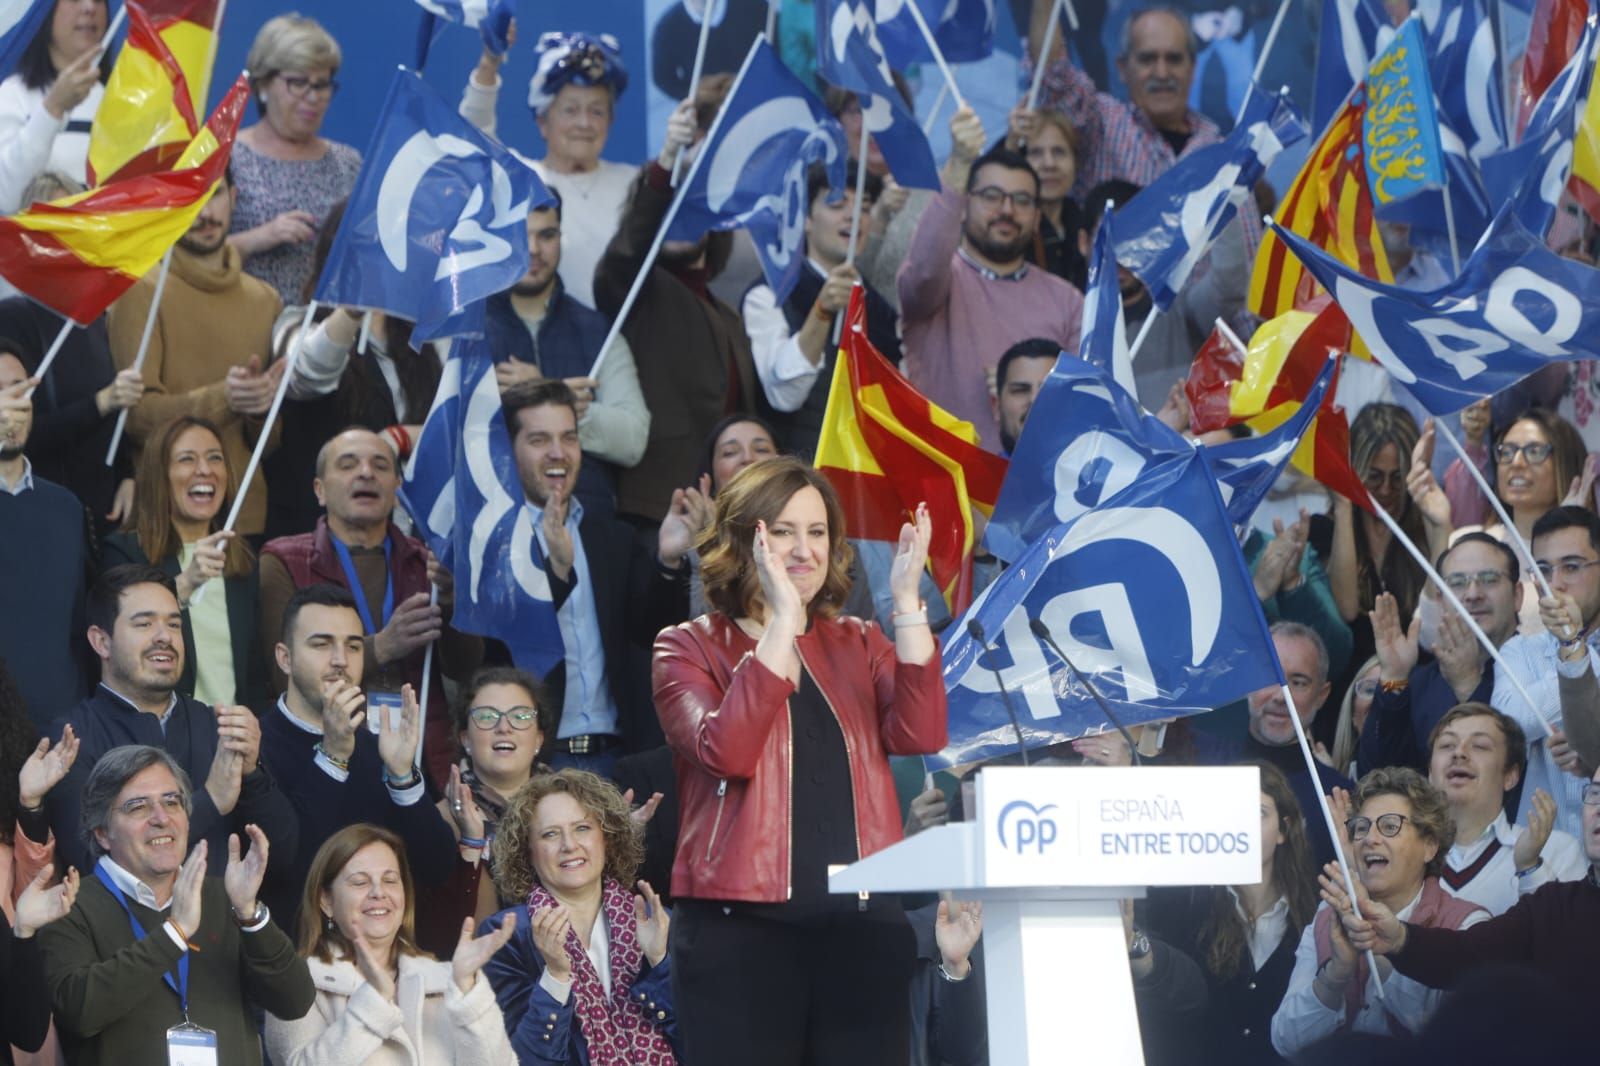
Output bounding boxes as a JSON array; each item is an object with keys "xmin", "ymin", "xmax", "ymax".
[{"xmin": 896, "ymin": 188, "xmax": 1084, "ymax": 451}]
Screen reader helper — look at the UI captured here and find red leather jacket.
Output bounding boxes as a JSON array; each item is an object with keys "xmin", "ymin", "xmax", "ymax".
[{"xmin": 652, "ymin": 612, "xmax": 947, "ymax": 903}]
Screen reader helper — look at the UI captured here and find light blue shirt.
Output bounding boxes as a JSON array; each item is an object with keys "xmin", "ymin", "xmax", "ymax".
[
  {"xmin": 1492, "ymin": 629, "xmax": 1600, "ymax": 840},
  {"xmin": 526, "ymin": 496, "xmax": 619, "ymax": 739},
  {"xmin": 0, "ymin": 456, "xmax": 34, "ymax": 495}
]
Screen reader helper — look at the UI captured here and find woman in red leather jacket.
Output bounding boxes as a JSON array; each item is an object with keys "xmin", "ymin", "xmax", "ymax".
[{"xmin": 652, "ymin": 456, "xmax": 947, "ymax": 1066}]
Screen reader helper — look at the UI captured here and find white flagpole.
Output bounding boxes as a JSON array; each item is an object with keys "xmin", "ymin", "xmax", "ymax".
[
  {"xmin": 1214, "ymin": 315, "xmax": 1248, "ymax": 354},
  {"xmin": 1368, "ymin": 499, "xmax": 1554, "ymax": 735},
  {"xmin": 1441, "ymin": 187, "xmax": 1462, "ymax": 275},
  {"xmin": 902, "ymin": 0, "xmax": 966, "ymax": 110},
  {"xmin": 1026, "ymin": 0, "xmax": 1064, "ymax": 113},
  {"xmin": 1431, "ymin": 416, "xmax": 1558, "ymax": 600},
  {"xmin": 416, "ymin": 582, "xmax": 439, "ymax": 772},
  {"xmin": 1241, "ymin": 0, "xmax": 1292, "ymax": 124},
  {"xmin": 99, "ymin": 4, "xmax": 128, "ymax": 53},
  {"xmin": 105, "ymin": 248, "xmax": 174, "ymax": 465},
  {"xmin": 1127, "ymin": 307, "xmax": 1160, "ymax": 362},
  {"xmin": 23, "ymin": 320, "xmax": 76, "ymax": 398},
  {"xmin": 356, "ymin": 310, "xmax": 375, "ymax": 357},
  {"xmin": 591, "ymin": 39, "xmax": 761, "ymax": 380},
  {"xmin": 844, "ymin": 117, "xmax": 871, "ymax": 269},
  {"xmin": 922, "ymin": 79, "xmax": 950, "ymax": 136},
  {"xmin": 1279, "ymin": 681, "xmax": 1387, "ymax": 1000},
  {"xmin": 765, "ymin": 0, "xmax": 779, "ymax": 46},
  {"xmin": 672, "ymin": 0, "xmax": 719, "ymax": 187}
]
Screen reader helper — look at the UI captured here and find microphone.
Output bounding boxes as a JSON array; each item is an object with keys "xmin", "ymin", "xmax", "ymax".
[
  {"xmin": 966, "ymin": 618, "xmax": 1030, "ymax": 766},
  {"xmin": 1028, "ymin": 616, "xmax": 1143, "ymax": 767}
]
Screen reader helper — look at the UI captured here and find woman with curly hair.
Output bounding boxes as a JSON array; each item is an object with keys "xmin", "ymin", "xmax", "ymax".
[{"xmin": 481, "ymin": 769, "xmax": 676, "ymax": 1065}]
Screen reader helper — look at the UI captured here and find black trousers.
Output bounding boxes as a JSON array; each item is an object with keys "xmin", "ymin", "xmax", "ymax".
[{"xmin": 671, "ymin": 899, "xmax": 917, "ymax": 1066}]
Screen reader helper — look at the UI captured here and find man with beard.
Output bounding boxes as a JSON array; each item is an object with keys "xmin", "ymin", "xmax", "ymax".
[
  {"xmin": 595, "ymin": 83, "xmax": 757, "ymax": 526},
  {"xmin": 46, "ymin": 565, "xmax": 299, "ymax": 875},
  {"xmin": 0, "ymin": 351, "xmax": 91, "ymax": 726},
  {"xmin": 108, "ymin": 167, "xmax": 285, "ymax": 535},
  {"xmin": 898, "ymin": 108, "xmax": 1083, "ymax": 453},
  {"xmin": 488, "ymin": 194, "xmax": 649, "ymax": 520},
  {"xmin": 256, "ymin": 583, "xmax": 458, "ymax": 928}
]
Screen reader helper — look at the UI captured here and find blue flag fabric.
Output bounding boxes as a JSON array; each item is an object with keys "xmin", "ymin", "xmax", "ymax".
[
  {"xmin": 1113, "ymin": 85, "xmax": 1307, "ymax": 310},
  {"xmin": 929, "ymin": 449, "xmax": 1284, "ymax": 770},
  {"xmin": 1272, "ymin": 203, "xmax": 1600, "ymax": 416},
  {"xmin": 815, "ymin": 0, "xmax": 941, "ymax": 188},
  {"xmin": 314, "ymin": 69, "xmax": 551, "ymax": 341},
  {"xmin": 1420, "ymin": 0, "xmax": 1506, "ymax": 164},
  {"xmin": 1362, "ymin": 19, "xmax": 1445, "ymax": 205},
  {"xmin": 400, "ymin": 335, "xmax": 565, "ymax": 675},
  {"xmin": 0, "ymin": 0, "xmax": 49, "ymax": 81},
  {"xmin": 984, "ymin": 358, "xmax": 1189, "ymax": 565},
  {"xmin": 414, "ymin": 0, "xmax": 516, "ymax": 68},
  {"xmin": 1206, "ymin": 355, "xmax": 1339, "ymax": 526},
  {"xmin": 666, "ymin": 40, "xmax": 847, "ymax": 304},
  {"xmin": 1313, "ymin": 0, "xmax": 1395, "ymax": 135},
  {"xmin": 873, "ymin": 0, "xmax": 996, "ymax": 66},
  {"xmin": 1079, "ymin": 205, "xmax": 1132, "ymax": 396}
]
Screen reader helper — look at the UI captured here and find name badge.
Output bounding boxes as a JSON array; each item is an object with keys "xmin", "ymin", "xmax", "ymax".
[
  {"xmin": 167, "ymin": 1022, "xmax": 218, "ymax": 1066},
  {"xmin": 366, "ymin": 691, "xmax": 404, "ymax": 735}
]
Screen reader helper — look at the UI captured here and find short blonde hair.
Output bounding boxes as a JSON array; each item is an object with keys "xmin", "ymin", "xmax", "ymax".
[{"xmin": 246, "ymin": 13, "xmax": 341, "ymax": 86}]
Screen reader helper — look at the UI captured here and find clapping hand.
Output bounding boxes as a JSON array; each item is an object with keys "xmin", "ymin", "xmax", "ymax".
[
  {"xmin": 1369, "ymin": 592, "xmax": 1420, "ymax": 682},
  {"xmin": 620, "ymin": 787, "xmax": 664, "ymax": 827},
  {"xmin": 172, "ymin": 841, "xmax": 208, "ymax": 936},
  {"xmin": 1318, "ymin": 861, "xmax": 1405, "ymax": 956},
  {"xmin": 452, "ymin": 913, "xmax": 516, "ymax": 993},
  {"xmin": 752, "ymin": 519, "xmax": 804, "ymax": 628},
  {"xmin": 12, "ymin": 866, "xmax": 80, "ymax": 938},
  {"xmin": 530, "ymin": 905, "xmax": 575, "ymax": 982},
  {"xmin": 377, "ymin": 684, "xmax": 422, "ymax": 782},
  {"xmin": 887, "ymin": 503, "xmax": 932, "ymax": 612},
  {"xmin": 1513, "ymin": 789, "xmax": 1556, "ymax": 872},
  {"xmin": 18, "ymin": 724, "xmax": 79, "ymax": 810},
  {"xmin": 1408, "ymin": 420, "xmax": 1452, "ymax": 529},
  {"xmin": 353, "ymin": 934, "xmax": 397, "ymax": 1001},
  {"xmin": 633, "ymin": 881, "xmax": 669, "ymax": 967},
  {"xmin": 935, "ymin": 898, "xmax": 983, "ymax": 979},
  {"xmin": 445, "ymin": 764, "xmax": 486, "ymax": 842},
  {"xmin": 224, "ymin": 824, "xmax": 269, "ymax": 923}
]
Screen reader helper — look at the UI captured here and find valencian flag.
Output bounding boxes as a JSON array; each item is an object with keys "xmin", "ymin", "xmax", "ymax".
[
  {"xmin": 1250, "ymin": 78, "xmax": 1392, "ymax": 320},
  {"xmin": 87, "ymin": 0, "xmax": 225, "ymax": 185},
  {"xmin": 0, "ymin": 73, "xmax": 248, "ymax": 324},
  {"xmin": 1186, "ymin": 300, "xmax": 1351, "ymax": 434},
  {"xmin": 1361, "ymin": 19, "xmax": 1444, "ymax": 207},
  {"xmin": 814, "ymin": 286, "xmax": 1007, "ymax": 613}
]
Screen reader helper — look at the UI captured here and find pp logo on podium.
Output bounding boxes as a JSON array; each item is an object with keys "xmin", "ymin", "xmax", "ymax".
[{"xmin": 997, "ymin": 800, "xmax": 1059, "ymax": 855}]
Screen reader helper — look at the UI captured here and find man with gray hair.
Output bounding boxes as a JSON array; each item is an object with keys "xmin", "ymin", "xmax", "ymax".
[{"xmin": 37, "ymin": 745, "xmax": 313, "ymax": 1066}]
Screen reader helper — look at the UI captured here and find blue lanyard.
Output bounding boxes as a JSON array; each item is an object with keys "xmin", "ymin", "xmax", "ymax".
[
  {"xmin": 331, "ymin": 536, "xmax": 394, "ymax": 634},
  {"xmin": 93, "ymin": 862, "xmax": 190, "ymax": 1013}
]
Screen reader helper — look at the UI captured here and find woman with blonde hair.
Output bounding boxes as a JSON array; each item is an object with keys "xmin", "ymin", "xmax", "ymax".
[{"xmin": 264, "ymin": 823, "xmax": 517, "ymax": 1066}]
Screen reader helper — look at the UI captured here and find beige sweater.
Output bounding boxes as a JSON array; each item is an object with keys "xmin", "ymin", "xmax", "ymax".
[{"xmin": 108, "ymin": 244, "xmax": 283, "ymax": 534}]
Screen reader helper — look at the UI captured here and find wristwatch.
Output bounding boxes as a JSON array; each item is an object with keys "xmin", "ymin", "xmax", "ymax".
[
  {"xmin": 1127, "ymin": 928, "xmax": 1151, "ymax": 960},
  {"xmin": 231, "ymin": 901, "xmax": 267, "ymax": 927}
]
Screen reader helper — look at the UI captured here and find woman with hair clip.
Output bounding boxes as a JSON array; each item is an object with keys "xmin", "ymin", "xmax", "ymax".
[
  {"xmin": 262, "ymin": 198, "xmax": 444, "ymax": 538},
  {"xmin": 0, "ymin": 0, "xmax": 108, "ymax": 213},
  {"xmin": 101, "ymin": 414, "xmax": 267, "ymax": 710},
  {"xmin": 1145, "ymin": 763, "xmax": 1318, "ymax": 1065}
]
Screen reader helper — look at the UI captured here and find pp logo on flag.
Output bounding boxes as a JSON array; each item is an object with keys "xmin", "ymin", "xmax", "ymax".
[
  {"xmin": 377, "ymin": 131, "xmax": 529, "ymax": 280},
  {"xmin": 997, "ymin": 800, "xmax": 1059, "ymax": 856}
]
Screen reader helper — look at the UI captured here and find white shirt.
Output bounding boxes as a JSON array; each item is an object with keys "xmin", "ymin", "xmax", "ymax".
[
  {"xmin": 1228, "ymin": 887, "xmax": 1292, "ymax": 973},
  {"xmin": 1270, "ymin": 890, "xmax": 1490, "ymax": 1056},
  {"xmin": 741, "ymin": 259, "xmax": 834, "ymax": 412},
  {"xmin": 95, "ymin": 857, "xmax": 188, "ymax": 950},
  {"xmin": 273, "ymin": 696, "xmax": 423, "ymax": 804},
  {"xmin": 1442, "ymin": 812, "xmax": 1590, "ymax": 916},
  {"xmin": 1491, "ymin": 629, "xmax": 1600, "ymax": 839},
  {"xmin": 0, "ymin": 75, "xmax": 104, "ymax": 213},
  {"xmin": 537, "ymin": 911, "xmax": 611, "ymax": 1003}
]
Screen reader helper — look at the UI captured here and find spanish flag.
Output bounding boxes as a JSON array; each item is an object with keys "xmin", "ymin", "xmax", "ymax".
[
  {"xmin": 1187, "ymin": 300, "xmax": 1351, "ymax": 434},
  {"xmin": 1570, "ymin": 42, "xmax": 1600, "ymax": 224},
  {"xmin": 1246, "ymin": 359, "xmax": 1375, "ymax": 514},
  {"xmin": 0, "ymin": 74, "xmax": 248, "ymax": 325},
  {"xmin": 814, "ymin": 287, "xmax": 1008, "ymax": 614},
  {"xmin": 1250, "ymin": 86, "xmax": 1392, "ymax": 320},
  {"xmin": 87, "ymin": 0, "xmax": 224, "ymax": 186}
]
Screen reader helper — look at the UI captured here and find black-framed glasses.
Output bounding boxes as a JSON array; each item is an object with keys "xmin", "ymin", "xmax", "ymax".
[
  {"xmin": 118, "ymin": 792, "xmax": 186, "ymax": 820},
  {"xmin": 970, "ymin": 186, "xmax": 1037, "ymax": 211},
  {"xmin": 279, "ymin": 74, "xmax": 339, "ymax": 99},
  {"xmin": 1496, "ymin": 441, "xmax": 1554, "ymax": 465},
  {"xmin": 1534, "ymin": 558, "xmax": 1600, "ymax": 582},
  {"xmin": 468, "ymin": 706, "xmax": 540, "ymax": 731},
  {"xmin": 1346, "ymin": 813, "xmax": 1411, "ymax": 840},
  {"xmin": 1443, "ymin": 570, "xmax": 1510, "ymax": 592},
  {"xmin": 1582, "ymin": 782, "xmax": 1600, "ymax": 807}
]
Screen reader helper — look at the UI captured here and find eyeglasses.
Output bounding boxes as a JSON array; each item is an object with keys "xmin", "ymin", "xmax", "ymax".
[
  {"xmin": 1353, "ymin": 679, "xmax": 1379, "ymax": 700},
  {"xmin": 117, "ymin": 792, "xmax": 186, "ymax": 820},
  {"xmin": 1443, "ymin": 570, "xmax": 1510, "ymax": 592},
  {"xmin": 1496, "ymin": 441, "xmax": 1554, "ymax": 465},
  {"xmin": 1534, "ymin": 558, "xmax": 1600, "ymax": 581},
  {"xmin": 970, "ymin": 186, "xmax": 1038, "ymax": 211},
  {"xmin": 1582, "ymin": 782, "xmax": 1600, "ymax": 806},
  {"xmin": 279, "ymin": 74, "xmax": 339, "ymax": 99},
  {"xmin": 468, "ymin": 706, "xmax": 540, "ymax": 731},
  {"xmin": 1345, "ymin": 813, "xmax": 1412, "ymax": 840}
]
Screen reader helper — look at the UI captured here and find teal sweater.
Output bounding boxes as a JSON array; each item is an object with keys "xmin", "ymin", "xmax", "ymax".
[{"xmin": 38, "ymin": 875, "xmax": 314, "ymax": 1066}]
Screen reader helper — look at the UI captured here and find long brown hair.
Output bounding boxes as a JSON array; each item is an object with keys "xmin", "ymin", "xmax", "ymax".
[
  {"xmin": 697, "ymin": 456, "xmax": 854, "ymax": 621},
  {"xmin": 297, "ymin": 824, "xmax": 426, "ymax": 965},
  {"xmin": 1495, "ymin": 407, "xmax": 1592, "ymax": 515},
  {"xmin": 1349, "ymin": 403, "xmax": 1427, "ymax": 618},
  {"xmin": 134, "ymin": 415, "xmax": 253, "ymax": 578},
  {"xmin": 1197, "ymin": 763, "xmax": 1318, "ymax": 979}
]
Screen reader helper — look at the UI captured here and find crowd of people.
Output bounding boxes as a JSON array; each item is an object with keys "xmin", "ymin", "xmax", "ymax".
[{"xmin": 1, "ymin": 1, "xmax": 1599, "ymax": 1063}]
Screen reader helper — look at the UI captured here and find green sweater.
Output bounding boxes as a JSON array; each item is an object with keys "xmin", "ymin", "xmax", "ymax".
[{"xmin": 38, "ymin": 875, "xmax": 314, "ymax": 1066}]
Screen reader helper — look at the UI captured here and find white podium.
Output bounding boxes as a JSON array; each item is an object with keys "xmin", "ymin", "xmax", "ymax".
[{"xmin": 830, "ymin": 766, "xmax": 1261, "ymax": 1065}]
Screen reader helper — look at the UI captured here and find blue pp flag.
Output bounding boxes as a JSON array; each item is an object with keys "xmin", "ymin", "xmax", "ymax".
[
  {"xmin": 667, "ymin": 39, "xmax": 847, "ymax": 304},
  {"xmin": 1079, "ymin": 204, "xmax": 1133, "ymax": 397},
  {"xmin": 1272, "ymin": 202, "xmax": 1600, "ymax": 416},
  {"xmin": 873, "ymin": 0, "xmax": 996, "ymax": 66},
  {"xmin": 1206, "ymin": 355, "xmax": 1339, "ymax": 526},
  {"xmin": 1421, "ymin": 0, "xmax": 1506, "ymax": 164},
  {"xmin": 984, "ymin": 358, "xmax": 1189, "ymax": 565},
  {"xmin": 1114, "ymin": 84, "xmax": 1306, "ymax": 311},
  {"xmin": 1313, "ymin": 0, "xmax": 1395, "ymax": 135},
  {"xmin": 1362, "ymin": 19, "xmax": 1445, "ymax": 206},
  {"xmin": 314, "ymin": 68, "xmax": 552, "ymax": 341},
  {"xmin": 815, "ymin": 0, "xmax": 941, "ymax": 189},
  {"xmin": 929, "ymin": 449, "xmax": 1283, "ymax": 770},
  {"xmin": 414, "ymin": 0, "xmax": 515, "ymax": 68},
  {"xmin": 0, "ymin": 0, "xmax": 49, "ymax": 80},
  {"xmin": 401, "ymin": 335, "xmax": 564, "ymax": 676}
]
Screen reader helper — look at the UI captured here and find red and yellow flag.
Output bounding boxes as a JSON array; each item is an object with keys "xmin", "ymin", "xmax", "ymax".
[
  {"xmin": 1187, "ymin": 300, "xmax": 1351, "ymax": 434},
  {"xmin": 814, "ymin": 287, "xmax": 1008, "ymax": 614},
  {"xmin": 1250, "ymin": 87, "xmax": 1393, "ymax": 320},
  {"xmin": 0, "ymin": 74, "xmax": 248, "ymax": 325},
  {"xmin": 1245, "ymin": 355, "xmax": 1374, "ymax": 514},
  {"xmin": 87, "ymin": 0, "xmax": 224, "ymax": 186}
]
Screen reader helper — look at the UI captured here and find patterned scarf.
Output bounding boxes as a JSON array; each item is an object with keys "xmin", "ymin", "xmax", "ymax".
[{"xmin": 526, "ymin": 878, "xmax": 676, "ymax": 1066}]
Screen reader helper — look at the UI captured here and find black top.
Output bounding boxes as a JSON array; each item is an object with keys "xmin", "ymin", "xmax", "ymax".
[
  {"xmin": 0, "ymin": 907, "xmax": 50, "ymax": 1064},
  {"xmin": 789, "ymin": 667, "xmax": 859, "ymax": 906}
]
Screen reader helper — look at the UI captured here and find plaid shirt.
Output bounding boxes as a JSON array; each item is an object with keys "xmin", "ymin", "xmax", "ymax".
[{"xmin": 1032, "ymin": 55, "xmax": 1263, "ymax": 260}]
